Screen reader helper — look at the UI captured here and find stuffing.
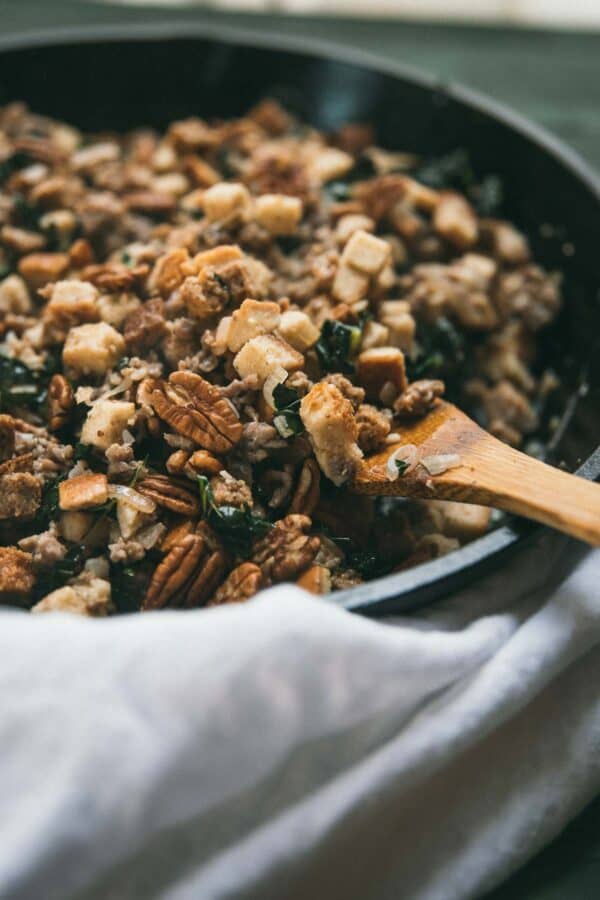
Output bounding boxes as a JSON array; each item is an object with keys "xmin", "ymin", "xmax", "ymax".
[
  {"xmin": 63, "ymin": 322, "xmax": 126, "ymax": 376},
  {"xmin": 300, "ymin": 382, "xmax": 363, "ymax": 486}
]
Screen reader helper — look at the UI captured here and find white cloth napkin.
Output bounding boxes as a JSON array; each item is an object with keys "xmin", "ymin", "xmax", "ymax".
[{"xmin": 1, "ymin": 545, "xmax": 599, "ymax": 900}]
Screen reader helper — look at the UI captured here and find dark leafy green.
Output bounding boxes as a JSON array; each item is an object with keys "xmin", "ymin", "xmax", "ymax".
[
  {"xmin": 395, "ymin": 459, "xmax": 409, "ymax": 476},
  {"xmin": 33, "ymin": 545, "xmax": 85, "ymax": 601},
  {"xmin": 272, "ymin": 382, "xmax": 304, "ymax": 437},
  {"xmin": 316, "ymin": 319, "xmax": 362, "ymax": 374},
  {"xmin": 407, "ymin": 316, "xmax": 466, "ymax": 380},
  {"xmin": 197, "ymin": 475, "xmax": 272, "ymax": 556},
  {"xmin": 0, "ymin": 353, "xmax": 59, "ymax": 415}
]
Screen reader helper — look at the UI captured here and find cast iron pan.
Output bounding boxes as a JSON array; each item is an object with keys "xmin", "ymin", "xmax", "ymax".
[{"xmin": 0, "ymin": 23, "xmax": 598, "ymax": 616}]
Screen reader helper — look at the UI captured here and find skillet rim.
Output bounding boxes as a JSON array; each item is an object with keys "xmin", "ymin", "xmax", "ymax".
[{"xmin": 0, "ymin": 20, "xmax": 598, "ymax": 614}]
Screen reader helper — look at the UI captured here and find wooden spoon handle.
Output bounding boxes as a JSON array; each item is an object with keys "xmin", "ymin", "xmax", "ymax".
[{"xmin": 436, "ymin": 434, "xmax": 600, "ymax": 546}]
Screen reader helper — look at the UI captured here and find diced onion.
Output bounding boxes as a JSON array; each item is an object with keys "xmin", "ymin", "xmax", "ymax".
[
  {"xmin": 273, "ymin": 414, "xmax": 294, "ymax": 439},
  {"xmin": 420, "ymin": 453, "xmax": 461, "ymax": 476},
  {"xmin": 108, "ymin": 484, "xmax": 156, "ymax": 514},
  {"xmin": 386, "ymin": 444, "xmax": 418, "ymax": 480},
  {"xmin": 262, "ymin": 366, "xmax": 288, "ymax": 408}
]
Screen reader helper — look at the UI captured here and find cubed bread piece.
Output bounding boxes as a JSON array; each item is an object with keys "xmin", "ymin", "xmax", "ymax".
[
  {"xmin": 357, "ymin": 347, "xmax": 407, "ymax": 400},
  {"xmin": 44, "ymin": 279, "xmax": 99, "ymax": 323},
  {"xmin": 379, "ymin": 300, "xmax": 416, "ymax": 351},
  {"xmin": 254, "ymin": 194, "xmax": 302, "ymax": 235},
  {"xmin": 331, "ymin": 262, "xmax": 369, "ymax": 305},
  {"xmin": 0, "ymin": 547, "xmax": 35, "ymax": 600},
  {"xmin": 59, "ymin": 473, "xmax": 109, "ymax": 511},
  {"xmin": 0, "ymin": 473, "xmax": 41, "ymax": 519},
  {"xmin": 300, "ymin": 382, "xmax": 363, "ymax": 486},
  {"xmin": 233, "ymin": 334, "xmax": 304, "ymax": 386},
  {"xmin": 342, "ymin": 229, "xmax": 391, "ymax": 275},
  {"xmin": 191, "ymin": 244, "xmax": 243, "ymax": 273},
  {"xmin": 335, "ymin": 214, "xmax": 376, "ymax": 246},
  {"xmin": 308, "ymin": 147, "xmax": 353, "ymax": 184},
  {"xmin": 226, "ymin": 299, "xmax": 281, "ymax": 352},
  {"xmin": 433, "ymin": 191, "xmax": 478, "ymax": 249},
  {"xmin": 18, "ymin": 252, "xmax": 70, "ymax": 290},
  {"xmin": 80, "ymin": 400, "xmax": 135, "ymax": 450},
  {"xmin": 0, "ymin": 274, "xmax": 31, "ymax": 313},
  {"xmin": 63, "ymin": 322, "xmax": 126, "ymax": 376},
  {"xmin": 97, "ymin": 293, "xmax": 141, "ymax": 328},
  {"xmin": 278, "ymin": 310, "xmax": 320, "ymax": 351},
  {"xmin": 433, "ymin": 500, "xmax": 492, "ymax": 541},
  {"xmin": 360, "ymin": 320, "xmax": 390, "ymax": 350},
  {"xmin": 202, "ymin": 182, "xmax": 251, "ymax": 223},
  {"xmin": 32, "ymin": 577, "xmax": 113, "ymax": 617}
]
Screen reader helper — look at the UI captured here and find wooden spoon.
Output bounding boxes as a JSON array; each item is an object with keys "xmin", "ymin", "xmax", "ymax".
[{"xmin": 351, "ymin": 401, "xmax": 600, "ymax": 546}]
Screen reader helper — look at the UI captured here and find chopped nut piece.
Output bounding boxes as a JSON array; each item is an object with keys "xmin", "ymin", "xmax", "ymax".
[
  {"xmin": 63, "ymin": 322, "xmax": 126, "ymax": 376},
  {"xmin": 187, "ymin": 449, "xmax": 222, "ymax": 475},
  {"xmin": 289, "ymin": 458, "xmax": 320, "ymax": 516},
  {"xmin": 47, "ymin": 374, "xmax": 74, "ymax": 431},
  {"xmin": 252, "ymin": 514, "xmax": 320, "ymax": 583},
  {"xmin": 137, "ymin": 474, "xmax": 200, "ymax": 516},
  {"xmin": 148, "ymin": 247, "xmax": 190, "ymax": 296},
  {"xmin": 59, "ymin": 473, "xmax": 108, "ymax": 511},
  {"xmin": 207, "ymin": 563, "xmax": 263, "ymax": 607}
]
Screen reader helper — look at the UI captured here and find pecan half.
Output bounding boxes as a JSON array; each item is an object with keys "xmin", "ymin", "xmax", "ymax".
[
  {"xmin": 251, "ymin": 514, "xmax": 320, "ymax": 583},
  {"xmin": 47, "ymin": 374, "xmax": 74, "ymax": 431},
  {"xmin": 289, "ymin": 458, "xmax": 320, "ymax": 516},
  {"xmin": 142, "ymin": 529, "xmax": 226, "ymax": 610},
  {"xmin": 207, "ymin": 562, "xmax": 263, "ymax": 607},
  {"xmin": 137, "ymin": 474, "xmax": 200, "ymax": 516},
  {"xmin": 147, "ymin": 371, "xmax": 242, "ymax": 453}
]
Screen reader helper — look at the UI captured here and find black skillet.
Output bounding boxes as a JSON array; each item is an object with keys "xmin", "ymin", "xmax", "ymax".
[{"xmin": 0, "ymin": 23, "xmax": 597, "ymax": 616}]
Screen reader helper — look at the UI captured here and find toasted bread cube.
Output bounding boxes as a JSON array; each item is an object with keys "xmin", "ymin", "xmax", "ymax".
[
  {"xmin": 0, "ymin": 473, "xmax": 41, "ymax": 520},
  {"xmin": 0, "ymin": 547, "xmax": 35, "ymax": 599},
  {"xmin": 309, "ymin": 147, "xmax": 353, "ymax": 184},
  {"xmin": 300, "ymin": 382, "xmax": 363, "ymax": 486},
  {"xmin": 278, "ymin": 310, "xmax": 320, "ymax": 352},
  {"xmin": 190, "ymin": 244, "xmax": 243, "ymax": 273},
  {"xmin": 233, "ymin": 334, "xmax": 304, "ymax": 386},
  {"xmin": 331, "ymin": 262, "xmax": 369, "ymax": 305},
  {"xmin": 402, "ymin": 176, "xmax": 440, "ymax": 212},
  {"xmin": 32, "ymin": 577, "xmax": 112, "ymax": 617},
  {"xmin": 254, "ymin": 194, "xmax": 303, "ymax": 236},
  {"xmin": 97, "ymin": 292, "xmax": 141, "ymax": 328},
  {"xmin": 63, "ymin": 322, "xmax": 126, "ymax": 377},
  {"xmin": 335, "ymin": 214, "xmax": 375, "ymax": 246},
  {"xmin": 226, "ymin": 299, "xmax": 281, "ymax": 352},
  {"xmin": 18, "ymin": 252, "xmax": 70, "ymax": 290},
  {"xmin": 202, "ymin": 182, "xmax": 251, "ymax": 223},
  {"xmin": 80, "ymin": 399, "xmax": 135, "ymax": 450},
  {"xmin": 213, "ymin": 315, "xmax": 233, "ymax": 355},
  {"xmin": 59, "ymin": 473, "xmax": 109, "ymax": 511},
  {"xmin": 379, "ymin": 300, "xmax": 416, "ymax": 351},
  {"xmin": 357, "ymin": 347, "xmax": 407, "ymax": 400},
  {"xmin": 360, "ymin": 320, "xmax": 390, "ymax": 350},
  {"xmin": 376, "ymin": 263, "xmax": 396, "ymax": 291},
  {"xmin": 342, "ymin": 229, "xmax": 391, "ymax": 275},
  {"xmin": 434, "ymin": 500, "xmax": 492, "ymax": 541},
  {"xmin": 45, "ymin": 279, "xmax": 99, "ymax": 323},
  {"xmin": 433, "ymin": 191, "xmax": 478, "ymax": 249},
  {"xmin": 0, "ymin": 274, "xmax": 31, "ymax": 314}
]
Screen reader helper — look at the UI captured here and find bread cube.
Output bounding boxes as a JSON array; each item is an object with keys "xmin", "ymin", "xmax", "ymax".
[
  {"xmin": 233, "ymin": 334, "xmax": 304, "ymax": 386},
  {"xmin": 45, "ymin": 279, "xmax": 99, "ymax": 323},
  {"xmin": 335, "ymin": 214, "xmax": 375, "ymax": 246},
  {"xmin": 202, "ymin": 182, "xmax": 251, "ymax": 223},
  {"xmin": 434, "ymin": 500, "xmax": 492, "ymax": 541},
  {"xmin": 300, "ymin": 382, "xmax": 363, "ymax": 485},
  {"xmin": 433, "ymin": 191, "xmax": 478, "ymax": 249},
  {"xmin": 309, "ymin": 147, "xmax": 353, "ymax": 184},
  {"xmin": 379, "ymin": 300, "xmax": 416, "ymax": 351},
  {"xmin": 63, "ymin": 322, "xmax": 126, "ymax": 376},
  {"xmin": 226, "ymin": 299, "xmax": 281, "ymax": 352},
  {"xmin": 32, "ymin": 577, "xmax": 112, "ymax": 617},
  {"xmin": 360, "ymin": 320, "xmax": 390, "ymax": 351},
  {"xmin": 97, "ymin": 293, "xmax": 141, "ymax": 328},
  {"xmin": 357, "ymin": 347, "xmax": 407, "ymax": 400},
  {"xmin": 59, "ymin": 473, "xmax": 109, "ymax": 511},
  {"xmin": 0, "ymin": 274, "xmax": 31, "ymax": 314},
  {"xmin": 331, "ymin": 262, "xmax": 369, "ymax": 305},
  {"xmin": 254, "ymin": 194, "xmax": 302, "ymax": 236},
  {"xmin": 278, "ymin": 310, "xmax": 320, "ymax": 352},
  {"xmin": 342, "ymin": 229, "xmax": 391, "ymax": 275},
  {"xmin": 80, "ymin": 399, "xmax": 135, "ymax": 450}
]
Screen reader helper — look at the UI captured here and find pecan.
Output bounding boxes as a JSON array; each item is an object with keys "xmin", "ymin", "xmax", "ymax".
[
  {"xmin": 166, "ymin": 449, "xmax": 191, "ymax": 475},
  {"xmin": 251, "ymin": 514, "xmax": 320, "ymax": 583},
  {"xmin": 161, "ymin": 518, "xmax": 196, "ymax": 553},
  {"xmin": 137, "ymin": 474, "xmax": 200, "ymax": 516},
  {"xmin": 289, "ymin": 458, "xmax": 320, "ymax": 516},
  {"xmin": 142, "ymin": 529, "xmax": 226, "ymax": 610},
  {"xmin": 207, "ymin": 562, "xmax": 263, "ymax": 607},
  {"xmin": 58, "ymin": 473, "xmax": 108, "ymax": 510},
  {"xmin": 187, "ymin": 449, "xmax": 222, "ymax": 475},
  {"xmin": 124, "ymin": 298, "xmax": 168, "ymax": 353},
  {"xmin": 147, "ymin": 371, "xmax": 242, "ymax": 453},
  {"xmin": 47, "ymin": 374, "xmax": 74, "ymax": 431},
  {"xmin": 296, "ymin": 565, "xmax": 331, "ymax": 595},
  {"xmin": 81, "ymin": 262, "xmax": 149, "ymax": 292},
  {"xmin": 0, "ymin": 547, "xmax": 35, "ymax": 601},
  {"xmin": 69, "ymin": 237, "xmax": 94, "ymax": 267}
]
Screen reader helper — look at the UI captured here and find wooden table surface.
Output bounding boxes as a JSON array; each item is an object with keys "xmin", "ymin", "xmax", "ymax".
[{"xmin": 3, "ymin": 2, "xmax": 600, "ymax": 897}]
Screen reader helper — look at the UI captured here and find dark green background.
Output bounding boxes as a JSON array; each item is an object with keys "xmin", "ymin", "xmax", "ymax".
[{"xmin": 2, "ymin": 2, "xmax": 599, "ymax": 897}]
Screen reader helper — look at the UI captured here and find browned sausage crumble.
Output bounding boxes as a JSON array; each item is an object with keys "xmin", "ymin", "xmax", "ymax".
[{"xmin": 0, "ymin": 100, "xmax": 561, "ymax": 614}]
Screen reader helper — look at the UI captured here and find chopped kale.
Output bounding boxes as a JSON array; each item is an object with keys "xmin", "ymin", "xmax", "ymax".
[
  {"xmin": 0, "ymin": 354, "xmax": 57, "ymax": 414},
  {"xmin": 395, "ymin": 459, "xmax": 409, "ymax": 476},
  {"xmin": 414, "ymin": 148, "xmax": 475, "ymax": 192},
  {"xmin": 408, "ymin": 316, "xmax": 466, "ymax": 380},
  {"xmin": 110, "ymin": 563, "xmax": 146, "ymax": 613},
  {"xmin": 316, "ymin": 319, "xmax": 362, "ymax": 374},
  {"xmin": 197, "ymin": 475, "xmax": 272, "ymax": 556},
  {"xmin": 473, "ymin": 174, "xmax": 504, "ymax": 217},
  {"xmin": 33, "ymin": 473, "xmax": 66, "ymax": 532},
  {"xmin": 272, "ymin": 382, "xmax": 304, "ymax": 437},
  {"xmin": 32, "ymin": 545, "xmax": 86, "ymax": 601}
]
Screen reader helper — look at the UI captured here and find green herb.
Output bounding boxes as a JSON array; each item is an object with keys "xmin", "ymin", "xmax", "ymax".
[
  {"xmin": 272, "ymin": 382, "xmax": 304, "ymax": 437},
  {"xmin": 73, "ymin": 442, "xmax": 96, "ymax": 463},
  {"xmin": 116, "ymin": 356, "xmax": 130, "ymax": 372},
  {"xmin": 324, "ymin": 180, "xmax": 351, "ymax": 202},
  {"xmin": 414, "ymin": 148, "xmax": 475, "ymax": 192},
  {"xmin": 316, "ymin": 319, "xmax": 362, "ymax": 374},
  {"xmin": 347, "ymin": 549, "xmax": 394, "ymax": 579},
  {"xmin": 197, "ymin": 475, "xmax": 272, "ymax": 557},
  {"xmin": 408, "ymin": 317, "xmax": 465, "ymax": 380},
  {"xmin": 13, "ymin": 194, "xmax": 42, "ymax": 232},
  {"xmin": 110, "ymin": 563, "xmax": 145, "ymax": 613},
  {"xmin": 0, "ymin": 355, "xmax": 56, "ymax": 414},
  {"xmin": 33, "ymin": 473, "xmax": 66, "ymax": 531},
  {"xmin": 121, "ymin": 251, "xmax": 133, "ymax": 266},
  {"xmin": 0, "ymin": 151, "xmax": 32, "ymax": 183},
  {"xmin": 395, "ymin": 459, "xmax": 409, "ymax": 476},
  {"xmin": 33, "ymin": 545, "xmax": 85, "ymax": 600}
]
